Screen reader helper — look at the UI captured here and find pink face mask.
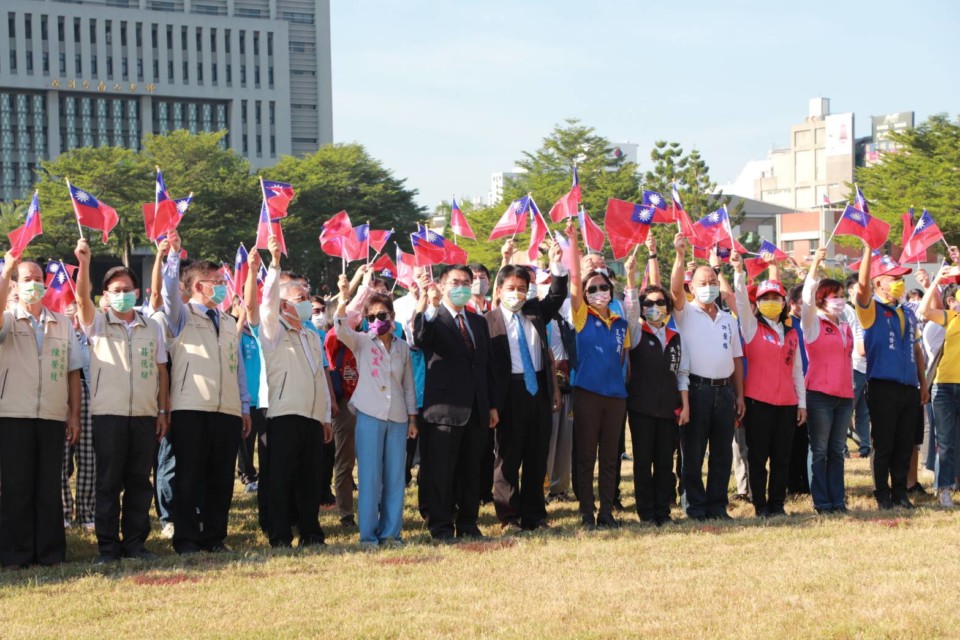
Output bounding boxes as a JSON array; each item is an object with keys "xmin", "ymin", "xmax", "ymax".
[
  {"xmin": 825, "ymin": 298, "xmax": 846, "ymax": 315},
  {"xmin": 368, "ymin": 319, "xmax": 393, "ymax": 336}
]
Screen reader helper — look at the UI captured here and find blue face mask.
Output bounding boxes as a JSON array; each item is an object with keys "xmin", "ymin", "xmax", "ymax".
[
  {"xmin": 448, "ymin": 286, "xmax": 472, "ymax": 307},
  {"xmin": 208, "ymin": 284, "xmax": 228, "ymax": 305}
]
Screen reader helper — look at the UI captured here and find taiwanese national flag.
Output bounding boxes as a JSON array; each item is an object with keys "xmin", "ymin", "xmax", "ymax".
[
  {"xmin": 553, "ymin": 230, "xmax": 575, "ymax": 273},
  {"xmin": 527, "ymin": 207, "xmax": 549, "ymax": 261},
  {"xmin": 321, "ymin": 210, "xmax": 353, "ymax": 238},
  {"xmin": 901, "ymin": 209, "xmax": 943, "ymax": 263},
  {"xmin": 7, "ymin": 191, "xmax": 42, "ymax": 258},
  {"xmin": 488, "ymin": 195, "xmax": 533, "ymax": 240},
  {"xmin": 233, "ymin": 244, "xmax": 249, "ymax": 302},
  {"xmin": 255, "ymin": 200, "xmax": 287, "ymax": 255},
  {"xmin": 261, "ymin": 179, "xmax": 295, "ymax": 219},
  {"xmin": 450, "ymin": 198, "xmax": 476, "ymax": 240},
  {"xmin": 604, "ymin": 198, "xmax": 652, "ymax": 259},
  {"xmin": 349, "ymin": 224, "xmax": 371, "ymax": 263},
  {"xmin": 854, "ymin": 186, "xmax": 870, "ymax": 214},
  {"xmin": 692, "ymin": 207, "xmax": 734, "ymax": 247},
  {"xmin": 693, "ymin": 237, "xmax": 748, "ymax": 263},
  {"xmin": 745, "ymin": 257, "xmax": 770, "ymax": 281},
  {"xmin": 151, "ymin": 168, "xmax": 180, "ymax": 239},
  {"xmin": 443, "ymin": 238, "xmax": 469, "ymax": 265},
  {"xmin": 411, "ymin": 224, "xmax": 447, "ymax": 266},
  {"xmin": 144, "ymin": 194, "xmax": 192, "ymax": 242},
  {"xmin": 758, "ymin": 239, "xmax": 788, "ymax": 262},
  {"xmin": 578, "ymin": 209, "xmax": 605, "ymax": 253},
  {"xmin": 671, "ymin": 184, "xmax": 699, "ymax": 242},
  {"xmin": 41, "ymin": 261, "xmax": 77, "ymax": 313},
  {"xmin": 642, "ymin": 190, "xmax": 674, "ymax": 223},
  {"xmin": 68, "ymin": 183, "xmax": 119, "ymax": 244},
  {"xmin": 834, "ymin": 204, "xmax": 890, "ymax": 250},
  {"xmin": 368, "ymin": 229, "xmax": 393, "ymax": 254},
  {"xmin": 395, "ymin": 247, "xmax": 416, "ymax": 289},
  {"xmin": 221, "ymin": 264, "xmax": 238, "ymax": 313},
  {"xmin": 899, "ymin": 207, "xmax": 927, "ymax": 263},
  {"xmin": 372, "ymin": 252, "xmax": 398, "ymax": 279},
  {"xmin": 548, "ymin": 166, "xmax": 581, "ymax": 223},
  {"xmin": 319, "ymin": 210, "xmax": 356, "ymax": 258}
]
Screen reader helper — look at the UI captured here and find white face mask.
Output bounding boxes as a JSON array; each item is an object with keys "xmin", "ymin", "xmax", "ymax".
[
  {"xmin": 824, "ymin": 299, "xmax": 846, "ymax": 315},
  {"xmin": 311, "ymin": 313, "xmax": 328, "ymax": 329},
  {"xmin": 695, "ymin": 285, "xmax": 719, "ymax": 304},
  {"xmin": 501, "ymin": 290, "xmax": 527, "ymax": 312}
]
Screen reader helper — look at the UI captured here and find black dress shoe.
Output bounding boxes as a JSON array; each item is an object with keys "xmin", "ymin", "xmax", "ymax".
[
  {"xmin": 125, "ymin": 549, "xmax": 159, "ymax": 561},
  {"xmin": 596, "ymin": 513, "xmax": 620, "ymax": 529},
  {"xmin": 581, "ymin": 514, "xmax": 596, "ymax": 529},
  {"xmin": 878, "ymin": 499, "xmax": 895, "ymax": 510},
  {"xmin": 93, "ymin": 554, "xmax": 121, "ymax": 565},
  {"xmin": 206, "ymin": 544, "xmax": 233, "ymax": 553},
  {"xmin": 894, "ymin": 497, "xmax": 915, "ymax": 509},
  {"xmin": 612, "ymin": 499, "xmax": 626, "ymax": 512},
  {"xmin": 654, "ymin": 516, "xmax": 672, "ymax": 527},
  {"xmin": 768, "ymin": 507, "xmax": 788, "ymax": 517},
  {"xmin": 755, "ymin": 508, "xmax": 771, "ymax": 518},
  {"xmin": 834, "ymin": 505, "xmax": 851, "ymax": 514},
  {"xmin": 340, "ymin": 515, "xmax": 357, "ymax": 528},
  {"xmin": 907, "ymin": 483, "xmax": 928, "ymax": 496}
]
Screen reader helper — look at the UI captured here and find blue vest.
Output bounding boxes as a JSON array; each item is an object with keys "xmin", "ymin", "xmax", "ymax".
[
  {"xmin": 863, "ymin": 297, "xmax": 918, "ymax": 386},
  {"xmin": 573, "ymin": 310, "xmax": 629, "ymax": 399}
]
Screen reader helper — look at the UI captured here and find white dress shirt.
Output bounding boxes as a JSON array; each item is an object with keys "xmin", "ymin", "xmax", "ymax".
[{"xmin": 499, "ymin": 306, "xmax": 542, "ymax": 373}]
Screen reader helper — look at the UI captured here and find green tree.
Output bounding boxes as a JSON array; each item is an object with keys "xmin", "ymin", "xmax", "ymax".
[
  {"xmin": 266, "ymin": 143, "xmax": 426, "ymax": 290},
  {"xmin": 855, "ymin": 113, "xmax": 960, "ymax": 245}
]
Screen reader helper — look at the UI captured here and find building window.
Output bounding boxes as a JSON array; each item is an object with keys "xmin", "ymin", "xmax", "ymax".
[
  {"xmin": 809, "ymin": 238, "xmax": 819, "ymax": 252},
  {"xmin": 225, "ymin": 64, "xmax": 231, "ymax": 84},
  {"xmin": 239, "ymin": 30, "xmax": 245, "ymax": 55},
  {"xmin": 255, "ymin": 103, "xmax": 261, "ymax": 125},
  {"xmin": 148, "ymin": 0, "xmax": 176, "ymax": 11},
  {"xmin": 182, "ymin": 61, "xmax": 188, "ymax": 82},
  {"xmin": 237, "ymin": 8, "xmax": 263, "ymax": 17},
  {"xmin": 270, "ymin": 135, "xmax": 275, "ymax": 156},
  {"xmin": 268, "ymin": 102, "xmax": 275, "ymax": 126},
  {"xmin": 89, "ymin": 19, "xmax": 96, "ymax": 46},
  {"xmin": 240, "ymin": 100, "xmax": 247, "ymax": 124},
  {"xmin": 40, "ymin": 14, "xmax": 48, "ymax": 41},
  {"xmin": 267, "ymin": 32, "xmax": 273, "ymax": 57},
  {"xmin": 256, "ymin": 135, "xmax": 262, "ymax": 156},
  {"xmin": 242, "ymin": 134, "xmax": 248, "ymax": 154},
  {"xmin": 281, "ymin": 12, "xmax": 315, "ymax": 24},
  {"xmin": 784, "ymin": 241, "xmax": 795, "ymax": 252},
  {"xmin": 58, "ymin": 16, "xmax": 64, "ymax": 42},
  {"xmin": 254, "ymin": 67, "xmax": 260, "ymax": 87},
  {"xmin": 197, "ymin": 62, "xmax": 203, "ymax": 83},
  {"xmin": 253, "ymin": 32, "xmax": 259, "ymax": 57},
  {"xmin": 224, "ymin": 29, "xmax": 231, "ymax": 53}
]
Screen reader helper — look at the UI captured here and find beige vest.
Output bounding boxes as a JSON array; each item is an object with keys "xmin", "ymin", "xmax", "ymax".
[
  {"xmin": 262, "ymin": 319, "xmax": 329, "ymax": 422},
  {"xmin": 169, "ymin": 304, "xmax": 242, "ymax": 417},
  {"xmin": 0, "ymin": 307, "xmax": 73, "ymax": 421},
  {"xmin": 89, "ymin": 309, "xmax": 161, "ymax": 417}
]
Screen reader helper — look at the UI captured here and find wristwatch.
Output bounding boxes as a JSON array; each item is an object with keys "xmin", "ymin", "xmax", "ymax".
[
  {"xmin": 648, "ymin": 254, "xmax": 657, "ymax": 260},
  {"xmin": 158, "ymin": 409, "xmax": 168, "ymax": 415}
]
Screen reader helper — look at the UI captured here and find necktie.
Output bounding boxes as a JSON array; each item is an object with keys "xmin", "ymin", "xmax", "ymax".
[
  {"xmin": 513, "ymin": 315, "xmax": 539, "ymax": 395},
  {"xmin": 456, "ymin": 313, "xmax": 475, "ymax": 357},
  {"xmin": 205, "ymin": 308, "xmax": 220, "ymax": 336}
]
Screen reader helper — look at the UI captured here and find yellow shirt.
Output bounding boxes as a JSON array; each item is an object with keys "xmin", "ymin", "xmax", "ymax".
[
  {"xmin": 934, "ymin": 310, "xmax": 960, "ymax": 384},
  {"xmin": 856, "ymin": 297, "xmax": 905, "ymax": 334}
]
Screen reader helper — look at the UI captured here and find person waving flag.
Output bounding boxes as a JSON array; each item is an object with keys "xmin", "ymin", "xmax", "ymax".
[{"xmin": 67, "ymin": 180, "xmax": 119, "ymax": 243}]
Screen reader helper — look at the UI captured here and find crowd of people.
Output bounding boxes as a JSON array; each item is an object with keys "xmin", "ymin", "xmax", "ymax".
[{"xmin": 0, "ymin": 219, "xmax": 957, "ymax": 569}]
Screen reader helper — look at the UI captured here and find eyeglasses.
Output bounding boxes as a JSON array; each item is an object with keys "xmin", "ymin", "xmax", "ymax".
[
  {"xmin": 586, "ymin": 284, "xmax": 611, "ymax": 294},
  {"xmin": 445, "ymin": 279, "xmax": 472, "ymax": 288},
  {"xmin": 365, "ymin": 312, "xmax": 390, "ymax": 323},
  {"xmin": 642, "ymin": 299, "xmax": 667, "ymax": 308},
  {"xmin": 198, "ymin": 279, "xmax": 226, "ymax": 287}
]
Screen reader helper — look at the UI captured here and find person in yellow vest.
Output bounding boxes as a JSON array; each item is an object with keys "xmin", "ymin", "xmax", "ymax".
[
  {"xmin": 0, "ymin": 255, "xmax": 83, "ymax": 569},
  {"xmin": 244, "ymin": 237, "xmax": 332, "ymax": 547},
  {"xmin": 157, "ymin": 233, "xmax": 252, "ymax": 554},
  {"xmin": 74, "ymin": 239, "xmax": 170, "ymax": 563}
]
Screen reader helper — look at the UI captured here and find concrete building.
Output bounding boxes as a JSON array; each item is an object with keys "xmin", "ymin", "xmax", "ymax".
[
  {"xmin": 0, "ymin": 0, "xmax": 333, "ymax": 201},
  {"xmin": 489, "ymin": 168, "xmax": 523, "ymax": 205}
]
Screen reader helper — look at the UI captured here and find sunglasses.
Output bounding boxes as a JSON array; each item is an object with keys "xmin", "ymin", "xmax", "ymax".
[
  {"xmin": 642, "ymin": 299, "xmax": 667, "ymax": 308},
  {"xmin": 586, "ymin": 284, "xmax": 611, "ymax": 294},
  {"xmin": 365, "ymin": 312, "xmax": 390, "ymax": 323}
]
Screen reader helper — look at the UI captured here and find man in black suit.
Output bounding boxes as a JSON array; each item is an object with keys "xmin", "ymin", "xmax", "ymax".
[
  {"xmin": 414, "ymin": 265, "xmax": 496, "ymax": 540},
  {"xmin": 487, "ymin": 251, "xmax": 568, "ymax": 531}
]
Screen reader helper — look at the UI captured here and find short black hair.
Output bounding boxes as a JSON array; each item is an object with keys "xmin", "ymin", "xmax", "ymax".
[
  {"xmin": 495, "ymin": 264, "xmax": 531, "ymax": 289},
  {"xmin": 844, "ymin": 274, "xmax": 859, "ymax": 289},
  {"xmin": 944, "ymin": 284, "xmax": 959, "ymax": 304},
  {"xmin": 178, "ymin": 258, "xmax": 196, "ymax": 284},
  {"xmin": 639, "ymin": 285, "xmax": 673, "ymax": 315},
  {"xmin": 102, "ymin": 265, "xmax": 140, "ymax": 290},
  {"xmin": 468, "ymin": 262, "xmax": 490, "ymax": 279},
  {"xmin": 182, "ymin": 260, "xmax": 220, "ymax": 292},
  {"xmin": 364, "ymin": 292, "xmax": 395, "ymax": 315},
  {"xmin": 908, "ymin": 288, "xmax": 924, "ymax": 300},
  {"xmin": 582, "ymin": 269, "xmax": 614, "ymax": 294},
  {"xmin": 438, "ymin": 264, "xmax": 472, "ymax": 284},
  {"xmin": 311, "ymin": 294, "xmax": 326, "ymax": 306},
  {"xmin": 789, "ymin": 284, "xmax": 803, "ymax": 305}
]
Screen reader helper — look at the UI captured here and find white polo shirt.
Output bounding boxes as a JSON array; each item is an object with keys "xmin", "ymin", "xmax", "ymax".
[{"xmin": 672, "ymin": 301, "xmax": 742, "ymax": 379}]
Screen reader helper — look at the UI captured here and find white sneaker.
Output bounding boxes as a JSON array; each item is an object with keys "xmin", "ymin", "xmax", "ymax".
[
  {"xmin": 160, "ymin": 522, "xmax": 175, "ymax": 539},
  {"xmin": 939, "ymin": 489, "xmax": 954, "ymax": 508}
]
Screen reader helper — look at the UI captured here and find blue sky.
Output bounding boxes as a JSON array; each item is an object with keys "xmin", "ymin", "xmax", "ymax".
[{"xmin": 330, "ymin": 0, "xmax": 960, "ymax": 210}]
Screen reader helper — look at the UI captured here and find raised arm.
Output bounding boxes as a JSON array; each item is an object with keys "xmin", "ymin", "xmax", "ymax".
[
  {"xmin": 670, "ymin": 233, "xmax": 688, "ymax": 312},
  {"xmin": 0, "ymin": 254, "xmax": 17, "ymax": 333},
  {"xmin": 918, "ymin": 265, "xmax": 951, "ymax": 326},
  {"xmin": 644, "ymin": 233, "xmax": 661, "ymax": 287},
  {"xmin": 74, "ymin": 238, "xmax": 96, "ymax": 328},
  {"xmin": 160, "ymin": 230, "xmax": 185, "ymax": 329},
  {"xmin": 730, "ymin": 250, "xmax": 757, "ymax": 342},
  {"xmin": 623, "ymin": 252, "xmax": 641, "ymax": 326},
  {"xmin": 244, "ymin": 247, "xmax": 263, "ymax": 327},
  {"xmin": 800, "ymin": 248, "xmax": 826, "ymax": 338},
  {"xmin": 334, "ymin": 273, "xmax": 362, "ymax": 353},
  {"xmin": 567, "ymin": 219, "xmax": 583, "ymax": 314},
  {"xmin": 537, "ymin": 240, "xmax": 569, "ymax": 322},
  {"xmin": 258, "ymin": 237, "xmax": 283, "ymax": 347},
  {"xmin": 856, "ymin": 240, "xmax": 872, "ymax": 308},
  {"xmin": 149, "ymin": 238, "xmax": 170, "ymax": 313}
]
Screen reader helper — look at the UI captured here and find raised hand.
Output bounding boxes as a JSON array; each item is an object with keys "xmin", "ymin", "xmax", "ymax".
[
  {"xmin": 74, "ymin": 238, "xmax": 91, "ymax": 266},
  {"xmin": 267, "ymin": 236, "xmax": 281, "ymax": 265},
  {"xmin": 674, "ymin": 232, "xmax": 686, "ymax": 256},
  {"xmin": 167, "ymin": 229, "xmax": 181, "ymax": 254},
  {"xmin": 729, "ymin": 249, "xmax": 743, "ymax": 273}
]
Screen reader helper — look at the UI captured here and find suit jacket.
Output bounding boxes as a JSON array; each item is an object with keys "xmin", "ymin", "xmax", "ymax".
[
  {"xmin": 413, "ymin": 305, "xmax": 491, "ymax": 426},
  {"xmin": 487, "ymin": 274, "xmax": 568, "ymax": 413}
]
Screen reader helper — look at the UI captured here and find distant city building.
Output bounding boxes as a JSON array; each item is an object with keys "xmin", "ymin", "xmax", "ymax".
[
  {"xmin": 0, "ymin": 0, "xmax": 333, "ymax": 201},
  {"xmin": 489, "ymin": 168, "xmax": 524, "ymax": 205}
]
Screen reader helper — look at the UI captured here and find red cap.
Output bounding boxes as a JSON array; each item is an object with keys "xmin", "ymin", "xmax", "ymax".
[
  {"xmin": 756, "ymin": 280, "xmax": 787, "ymax": 299},
  {"xmin": 870, "ymin": 254, "xmax": 912, "ymax": 279}
]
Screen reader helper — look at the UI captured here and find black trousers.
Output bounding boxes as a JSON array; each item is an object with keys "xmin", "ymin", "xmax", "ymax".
[
  {"xmin": 93, "ymin": 415, "xmax": 156, "ymax": 558},
  {"xmin": 866, "ymin": 379, "xmax": 920, "ymax": 502},
  {"xmin": 787, "ymin": 424, "xmax": 811, "ymax": 494},
  {"xmin": 169, "ymin": 410, "xmax": 241, "ymax": 554},
  {"xmin": 423, "ymin": 408, "xmax": 487, "ymax": 539},
  {"xmin": 319, "ymin": 428, "xmax": 336, "ymax": 504},
  {"xmin": 493, "ymin": 374, "xmax": 552, "ymax": 528},
  {"xmin": 237, "ymin": 407, "xmax": 266, "ymax": 484},
  {"xmin": 628, "ymin": 411, "xmax": 678, "ymax": 521},
  {"xmin": 247, "ymin": 409, "xmax": 269, "ymax": 533},
  {"xmin": 743, "ymin": 399, "xmax": 796, "ymax": 513},
  {"xmin": 573, "ymin": 389, "xmax": 626, "ymax": 518},
  {"xmin": 681, "ymin": 382, "xmax": 735, "ymax": 519},
  {"xmin": 266, "ymin": 414, "xmax": 325, "ymax": 547},
  {"xmin": 480, "ymin": 429, "xmax": 495, "ymax": 502},
  {"xmin": 0, "ymin": 418, "xmax": 67, "ymax": 567}
]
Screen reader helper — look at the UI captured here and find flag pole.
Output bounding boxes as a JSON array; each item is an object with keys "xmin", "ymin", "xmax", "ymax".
[
  {"xmin": 259, "ymin": 176, "xmax": 274, "ymax": 238},
  {"xmin": 368, "ymin": 228, "xmax": 393, "ymax": 266},
  {"xmin": 452, "ymin": 194, "xmax": 458, "ymax": 246},
  {"xmin": 65, "ymin": 177, "xmax": 85, "ymax": 240},
  {"xmin": 824, "ymin": 210, "xmax": 844, "ymax": 248},
  {"xmin": 365, "ymin": 220, "xmax": 371, "ymax": 266},
  {"xmin": 723, "ymin": 204, "xmax": 736, "ymax": 248}
]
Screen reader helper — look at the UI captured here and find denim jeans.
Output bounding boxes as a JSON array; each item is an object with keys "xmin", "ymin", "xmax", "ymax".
[
  {"xmin": 852, "ymin": 370, "xmax": 871, "ymax": 456},
  {"xmin": 355, "ymin": 411, "xmax": 408, "ymax": 544},
  {"xmin": 806, "ymin": 391, "xmax": 853, "ymax": 510},
  {"xmin": 932, "ymin": 384, "xmax": 960, "ymax": 490}
]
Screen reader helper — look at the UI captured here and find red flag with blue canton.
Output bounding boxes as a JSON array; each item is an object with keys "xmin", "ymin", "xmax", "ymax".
[
  {"xmin": 449, "ymin": 198, "xmax": 476, "ymax": 240},
  {"xmin": 578, "ymin": 209, "xmax": 605, "ymax": 253},
  {"xmin": 368, "ymin": 229, "xmax": 393, "ymax": 254},
  {"xmin": 319, "ymin": 210, "xmax": 356, "ymax": 258},
  {"xmin": 758, "ymin": 238, "xmax": 788, "ymax": 261},
  {"xmin": 548, "ymin": 166, "xmax": 581, "ymax": 223},
  {"xmin": 692, "ymin": 207, "xmax": 734, "ymax": 247},
  {"xmin": 348, "ymin": 224, "xmax": 370, "ymax": 262},
  {"xmin": 255, "ymin": 200, "xmax": 287, "ymax": 255},
  {"xmin": 854, "ymin": 186, "xmax": 870, "ymax": 214},
  {"xmin": 261, "ymin": 179, "xmax": 294, "ymax": 219},
  {"xmin": 41, "ymin": 261, "xmax": 77, "ymax": 313},
  {"xmin": 151, "ymin": 168, "xmax": 180, "ymax": 239},
  {"xmin": 527, "ymin": 207, "xmax": 549, "ymax": 261},
  {"xmin": 221, "ymin": 264, "xmax": 238, "ymax": 313},
  {"xmin": 835, "ymin": 204, "xmax": 890, "ymax": 250},
  {"xmin": 443, "ymin": 238, "xmax": 469, "ymax": 264},
  {"xmin": 7, "ymin": 191, "xmax": 42, "ymax": 258},
  {"xmin": 604, "ymin": 198, "xmax": 652, "ymax": 259},
  {"xmin": 488, "ymin": 196, "xmax": 532, "ymax": 240},
  {"xmin": 233, "ymin": 244, "xmax": 249, "ymax": 302},
  {"xmin": 69, "ymin": 183, "xmax": 118, "ymax": 244},
  {"xmin": 395, "ymin": 246, "xmax": 416, "ymax": 289},
  {"xmin": 642, "ymin": 190, "xmax": 674, "ymax": 223},
  {"xmin": 145, "ymin": 194, "xmax": 192, "ymax": 242},
  {"xmin": 412, "ymin": 224, "xmax": 446, "ymax": 265},
  {"xmin": 372, "ymin": 252, "xmax": 398, "ymax": 279},
  {"xmin": 901, "ymin": 209, "xmax": 943, "ymax": 263}
]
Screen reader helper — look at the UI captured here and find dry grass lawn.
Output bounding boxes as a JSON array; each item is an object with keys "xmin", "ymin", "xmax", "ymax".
[{"xmin": 1, "ymin": 453, "xmax": 959, "ymax": 639}]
